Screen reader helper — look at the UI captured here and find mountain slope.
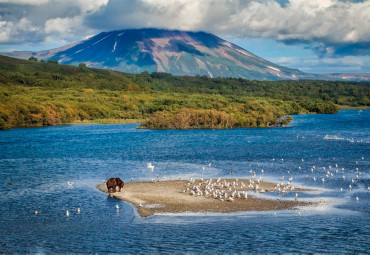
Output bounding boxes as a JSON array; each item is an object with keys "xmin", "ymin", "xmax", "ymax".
[{"xmin": 6, "ymin": 28, "xmax": 304, "ymax": 80}]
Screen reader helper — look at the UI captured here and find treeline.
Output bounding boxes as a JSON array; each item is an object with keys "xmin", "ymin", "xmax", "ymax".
[{"xmin": 0, "ymin": 55, "xmax": 368, "ymax": 130}]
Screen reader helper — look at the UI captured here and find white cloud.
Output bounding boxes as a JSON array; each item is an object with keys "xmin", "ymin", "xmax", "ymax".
[
  {"xmin": 0, "ymin": 0, "xmax": 49, "ymax": 5},
  {"xmin": 83, "ymin": 0, "xmax": 370, "ymax": 46},
  {"xmin": 44, "ymin": 17, "xmax": 81, "ymax": 34},
  {"xmin": 0, "ymin": 0, "xmax": 369, "ymax": 58},
  {"xmin": 0, "ymin": 17, "xmax": 38, "ymax": 43}
]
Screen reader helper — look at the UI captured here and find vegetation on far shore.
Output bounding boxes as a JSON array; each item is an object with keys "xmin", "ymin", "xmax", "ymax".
[{"xmin": 0, "ymin": 55, "xmax": 369, "ymax": 130}]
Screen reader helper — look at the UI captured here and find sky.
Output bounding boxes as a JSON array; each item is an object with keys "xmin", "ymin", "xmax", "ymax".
[{"xmin": 0, "ymin": 0, "xmax": 369, "ymax": 74}]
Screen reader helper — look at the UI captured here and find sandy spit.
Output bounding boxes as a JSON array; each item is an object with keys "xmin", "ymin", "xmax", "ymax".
[{"xmin": 97, "ymin": 179, "xmax": 312, "ymax": 217}]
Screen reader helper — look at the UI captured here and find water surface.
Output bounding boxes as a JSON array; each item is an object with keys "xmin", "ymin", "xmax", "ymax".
[{"xmin": 0, "ymin": 110, "xmax": 369, "ymax": 253}]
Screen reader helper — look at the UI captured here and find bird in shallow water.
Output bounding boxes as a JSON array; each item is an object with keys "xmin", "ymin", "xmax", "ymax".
[
  {"xmin": 115, "ymin": 205, "xmax": 119, "ymax": 210},
  {"xmin": 66, "ymin": 210, "xmax": 69, "ymax": 217},
  {"xmin": 34, "ymin": 210, "xmax": 39, "ymax": 215},
  {"xmin": 147, "ymin": 163, "xmax": 154, "ymax": 172},
  {"xmin": 76, "ymin": 208, "xmax": 80, "ymax": 214},
  {"xmin": 356, "ymin": 197, "xmax": 359, "ymax": 202}
]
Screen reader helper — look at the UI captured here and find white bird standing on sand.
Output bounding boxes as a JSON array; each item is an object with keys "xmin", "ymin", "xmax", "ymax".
[{"xmin": 66, "ymin": 210, "xmax": 69, "ymax": 217}]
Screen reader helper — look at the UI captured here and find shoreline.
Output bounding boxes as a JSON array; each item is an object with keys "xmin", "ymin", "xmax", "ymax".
[
  {"xmin": 97, "ymin": 179, "xmax": 314, "ymax": 217},
  {"xmin": 1, "ymin": 109, "xmax": 367, "ymax": 131}
]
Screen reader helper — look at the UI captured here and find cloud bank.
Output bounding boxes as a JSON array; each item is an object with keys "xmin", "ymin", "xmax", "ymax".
[{"xmin": 0, "ymin": 0, "xmax": 369, "ymax": 58}]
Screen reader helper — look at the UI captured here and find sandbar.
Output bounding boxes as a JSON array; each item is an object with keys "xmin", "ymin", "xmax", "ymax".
[{"xmin": 97, "ymin": 179, "xmax": 312, "ymax": 217}]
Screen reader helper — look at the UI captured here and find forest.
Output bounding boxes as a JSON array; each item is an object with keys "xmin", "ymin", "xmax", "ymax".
[{"xmin": 0, "ymin": 55, "xmax": 369, "ymax": 130}]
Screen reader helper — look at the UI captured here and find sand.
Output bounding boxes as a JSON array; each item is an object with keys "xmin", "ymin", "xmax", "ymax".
[{"xmin": 97, "ymin": 179, "xmax": 312, "ymax": 217}]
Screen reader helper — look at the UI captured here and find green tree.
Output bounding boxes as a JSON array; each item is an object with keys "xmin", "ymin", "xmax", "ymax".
[
  {"xmin": 28, "ymin": 56, "xmax": 38, "ymax": 62},
  {"xmin": 48, "ymin": 59, "xmax": 58, "ymax": 64}
]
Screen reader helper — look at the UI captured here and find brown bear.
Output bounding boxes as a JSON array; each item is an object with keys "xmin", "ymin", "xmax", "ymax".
[{"xmin": 106, "ymin": 177, "xmax": 125, "ymax": 193}]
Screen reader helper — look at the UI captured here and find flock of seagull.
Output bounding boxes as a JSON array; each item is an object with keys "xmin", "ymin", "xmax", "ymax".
[
  {"xmin": 31, "ymin": 155, "xmax": 367, "ymax": 217},
  {"xmin": 144, "ymin": 156, "xmax": 367, "ymax": 216},
  {"xmin": 181, "ymin": 177, "xmax": 299, "ymax": 202}
]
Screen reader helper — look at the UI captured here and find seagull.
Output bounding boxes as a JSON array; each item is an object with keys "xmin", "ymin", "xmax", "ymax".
[
  {"xmin": 66, "ymin": 210, "xmax": 70, "ymax": 217},
  {"xmin": 67, "ymin": 182, "xmax": 73, "ymax": 187},
  {"xmin": 115, "ymin": 205, "xmax": 119, "ymax": 210},
  {"xmin": 274, "ymin": 212, "xmax": 277, "ymax": 218},
  {"xmin": 76, "ymin": 208, "xmax": 80, "ymax": 214},
  {"xmin": 356, "ymin": 197, "xmax": 359, "ymax": 202},
  {"xmin": 208, "ymin": 163, "xmax": 212, "ymax": 167},
  {"xmin": 340, "ymin": 188, "xmax": 343, "ymax": 192},
  {"xmin": 147, "ymin": 163, "xmax": 155, "ymax": 172},
  {"xmin": 202, "ymin": 166, "xmax": 205, "ymax": 171},
  {"xmin": 34, "ymin": 210, "xmax": 39, "ymax": 215}
]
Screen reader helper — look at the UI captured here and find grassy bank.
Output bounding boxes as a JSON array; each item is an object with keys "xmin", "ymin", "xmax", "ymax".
[{"xmin": 0, "ymin": 55, "xmax": 369, "ymax": 130}]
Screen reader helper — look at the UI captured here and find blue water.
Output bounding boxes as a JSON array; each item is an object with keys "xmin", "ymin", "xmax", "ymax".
[{"xmin": 0, "ymin": 110, "xmax": 369, "ymax": 253}]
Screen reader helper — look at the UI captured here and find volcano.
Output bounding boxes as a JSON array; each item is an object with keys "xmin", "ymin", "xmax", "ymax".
[{"xmin": 7, "ymin": 28, "xmax": 307, "ymax": 80}]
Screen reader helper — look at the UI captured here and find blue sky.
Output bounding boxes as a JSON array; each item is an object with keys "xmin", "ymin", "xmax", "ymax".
[{"xmin": 0, "ymin": 0, "xmax": 369, "ymax": 74}]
